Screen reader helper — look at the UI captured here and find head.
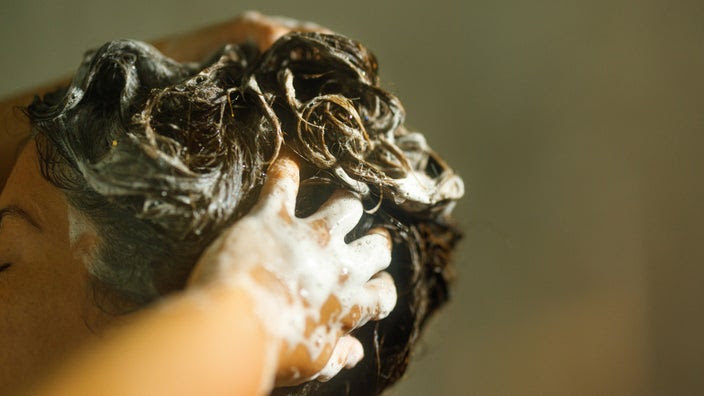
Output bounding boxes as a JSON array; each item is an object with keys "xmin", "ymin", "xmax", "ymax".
[{"xmin": 2, "ymin": 33, "xmax": 463, "ymax": 394}]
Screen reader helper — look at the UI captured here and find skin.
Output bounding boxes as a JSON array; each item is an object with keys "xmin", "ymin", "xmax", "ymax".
[
  {"xmin": 0, "ymin": 142, "xmax": 108, "ymax": 393},
  {"xmin": 0, "ymin": 14, "xmax": 394, "ymax": 395},
  {"xmin": 0, "ymin": 18, "xmax": 320, "ymax": 392},
  {"xmin": 16, "ymin": 151, "xmax": 394, "ymax": 396},
  {"xmin": 0, "ymin": 138, "xmax": 272, "ymax": 395},
  {"xmin": 0, "ymin": 11, "xmax": 330, "ymax": 190},
  {"xmin": 190, "ymin": 152, "xmax": 396, "ymax": 385}
]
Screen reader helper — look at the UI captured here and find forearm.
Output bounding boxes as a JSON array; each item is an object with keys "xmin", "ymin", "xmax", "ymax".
[{"xmin": 32, "ymin": 285, "xmax": 276, "ymax": 396}]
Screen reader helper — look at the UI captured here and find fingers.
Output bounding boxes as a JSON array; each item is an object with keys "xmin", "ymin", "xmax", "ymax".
[
  {"xmin": 364, "ymin": 271, "xmax": 397, "ymax": 320},
  {"xmin": 253, "ymin": 13, "xmax": 332, "ymax": 34},
  {"xmin": 347, "ymin": 228, "xmax": 392, "ymax": 279},
  {"xmin": 308, "ymin": 189, "xmax": 363, "ymax": 237},
  {"xmin": 256, "ymin": 151, "xmax": 300, "ymax": 216},
  {"xmin": 342, "ymin": 271, "xmax": 397, "ymax": 330},
  {"xmin": 316, "ymin": 335, "xmax": 364, "ymax": 382},
  {"xmin": 236, "ymin": 12, "xmax": 332, "ymax": 51},
  {"xmin": 338, "ymin": 228, "xmax": 394, "ymax": 330}
]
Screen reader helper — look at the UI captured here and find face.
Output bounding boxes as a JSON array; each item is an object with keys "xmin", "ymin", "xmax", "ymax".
[{"xmin": 0, "ymin": 141, "xmax": 108, "ymax": 392}]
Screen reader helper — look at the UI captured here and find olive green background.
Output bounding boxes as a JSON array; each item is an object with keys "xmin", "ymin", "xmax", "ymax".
[{"xmin": 2, "ymin": 1, "xmax": 703, "ymax": 394}]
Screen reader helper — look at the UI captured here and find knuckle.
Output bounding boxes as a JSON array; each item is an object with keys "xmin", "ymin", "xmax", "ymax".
[
  {"xmin": 239, "ymin": 10, "xmax": 263, "ymax": 22},
  {"xmin": 307, "ymin": 218, "xmax": 331, "ymax": 247},
  {"xmin": 342, "ymin": 305, "xmax": 362, "ymax": 329}
]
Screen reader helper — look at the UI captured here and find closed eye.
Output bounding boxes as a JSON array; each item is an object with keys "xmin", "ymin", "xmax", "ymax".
[
  {"xmin": 0, "ymin": 263, "xmax": 10, "ymax": 272},
  {"xmin": 0, "ymin": 205, "xmax": 42, "ymax": 232}
]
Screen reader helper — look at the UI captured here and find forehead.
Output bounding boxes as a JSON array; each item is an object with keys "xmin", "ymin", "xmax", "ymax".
[{"xmin": 0, "ymin": 140, "xmax": 70, "ymax": 243}]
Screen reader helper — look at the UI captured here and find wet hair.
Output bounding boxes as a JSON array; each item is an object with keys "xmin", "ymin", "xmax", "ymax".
[{"xmin": 26, "ymin": 33, "xmax": 463, "ymax": 395}]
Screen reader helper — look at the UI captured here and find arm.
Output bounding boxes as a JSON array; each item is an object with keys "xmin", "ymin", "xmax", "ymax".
[
  {"xmin": 32, "ymin": 286, "xmax": 273, "ymax": 396},
  {"xmin": 31, "ymin": 153, "xmax": 395, "ymax": 395},
  {"xmin": 0, "ymin": 12, "xmax": 328, "ymax": 190}
]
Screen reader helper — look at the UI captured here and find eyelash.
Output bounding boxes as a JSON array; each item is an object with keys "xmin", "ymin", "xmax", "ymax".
[{"xmin": 0, "ymin": 263, "xmax": 10, "ymax": 272}]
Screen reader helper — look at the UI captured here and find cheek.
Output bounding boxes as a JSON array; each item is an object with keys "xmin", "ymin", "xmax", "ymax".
[{"xmin": 0, "ymin": 240, "xmax": 97, "ymax": 391}]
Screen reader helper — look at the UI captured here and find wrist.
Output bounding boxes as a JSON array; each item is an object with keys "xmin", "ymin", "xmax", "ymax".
[{"xmin": 190, "ymin": 282, "xmax": 281, "ymax": 395}]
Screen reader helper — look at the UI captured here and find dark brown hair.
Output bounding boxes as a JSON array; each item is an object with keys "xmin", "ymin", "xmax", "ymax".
[{"xmin": 27, "ymin": 32, "xmax": 463, "ymax": 395}]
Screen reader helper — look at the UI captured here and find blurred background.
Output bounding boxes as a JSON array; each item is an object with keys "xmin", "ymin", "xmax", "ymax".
[{"xmin": 1, "ymin": 0, "xmax": 702, "ymax": 394}]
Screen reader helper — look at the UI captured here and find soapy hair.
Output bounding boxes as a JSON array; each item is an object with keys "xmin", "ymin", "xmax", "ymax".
[{"xmin": 26, "ymin": 33, "xmax": 463, "ymax": 395}]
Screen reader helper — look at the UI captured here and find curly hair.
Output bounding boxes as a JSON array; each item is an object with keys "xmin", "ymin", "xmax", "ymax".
[{"xmin": 26, "ymin": 32, "xmax": 463, "ymax": 395}]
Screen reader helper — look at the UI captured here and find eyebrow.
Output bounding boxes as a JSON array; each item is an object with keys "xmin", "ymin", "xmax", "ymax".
[{"xmin": 0, "ymin": 205, "xmax": 43, "ymax": 232}]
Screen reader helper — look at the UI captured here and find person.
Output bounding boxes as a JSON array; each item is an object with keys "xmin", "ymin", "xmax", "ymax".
[{"xmin": 0, "ymin": 13, "xmax": 463, "ymax": 396}]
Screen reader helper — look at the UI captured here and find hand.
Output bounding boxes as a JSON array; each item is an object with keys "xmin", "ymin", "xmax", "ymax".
[
  {"xmin": 231, "ymin": 11, "xmax": 333, "ymax": 51},
  {"xmin": 189, "ymin": 151, "xmax": 396, "ymax": 386},
  {"xmin": 153, "ymin": 12, "xmax": 331, "ymax": 62}
]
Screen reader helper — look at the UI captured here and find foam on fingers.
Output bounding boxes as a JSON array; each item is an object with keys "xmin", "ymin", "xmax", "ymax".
[{"xmin": 316, "ymin": 335, "xmax": 364, "ymax": 382}]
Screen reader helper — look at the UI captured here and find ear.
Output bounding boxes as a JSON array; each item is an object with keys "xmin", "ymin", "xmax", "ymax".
[
  {"xmin": 71, "ymin": 232, "xmax": 100, "ymax": 267},
  {"xmin": 68, "ymin": 206, "xmax": 100, "ymax": 266}
]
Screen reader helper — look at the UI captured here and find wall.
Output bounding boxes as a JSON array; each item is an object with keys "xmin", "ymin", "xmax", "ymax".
[{"xmin": 2, "ymin": 0, "xmax": 702, "ymax": 394}]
